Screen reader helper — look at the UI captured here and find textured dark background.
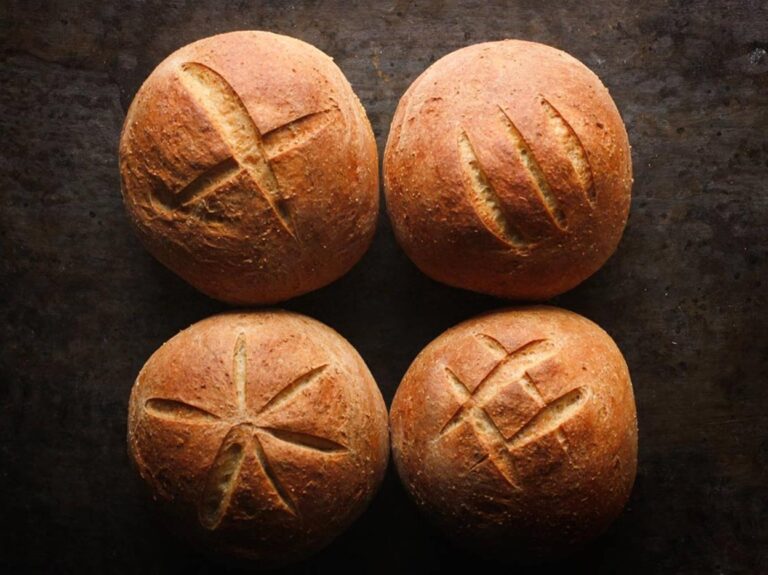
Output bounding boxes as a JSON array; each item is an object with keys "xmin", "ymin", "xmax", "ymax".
[{"xmin": 2, "ymin": 0, "xmax": 767, "ymax": 573}]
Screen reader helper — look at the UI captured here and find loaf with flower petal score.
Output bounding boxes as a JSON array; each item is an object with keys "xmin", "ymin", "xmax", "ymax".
[{"xmin": 128, "ymin": 311, "xmax": 389, "ymax": 567}]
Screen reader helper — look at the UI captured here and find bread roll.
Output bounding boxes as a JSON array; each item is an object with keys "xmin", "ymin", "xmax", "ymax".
[
  {"xmin": 384, "ymin": 40, "xmax": 632, "ymax": 299},
  {"xmin": 127, "ymin": 311, "xmax": 389, "ymax": 567},
  {"xmin": 390, "ymin": 306, "xmax": 637, "ymax": 559},
  {"xmin": 120, "ymin": 31, "xmax": 378, "ymax": 304}
]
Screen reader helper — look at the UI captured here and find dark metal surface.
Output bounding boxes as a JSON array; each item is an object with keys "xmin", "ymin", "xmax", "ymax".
[{"xmin": 2, "ymin": 1, "xmax": 767, "ymax": 573}]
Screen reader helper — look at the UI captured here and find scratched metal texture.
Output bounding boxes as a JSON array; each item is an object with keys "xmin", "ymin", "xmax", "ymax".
[{"xmin": 1, "ymin": 1, "xmax": 767, "ymax": 573}]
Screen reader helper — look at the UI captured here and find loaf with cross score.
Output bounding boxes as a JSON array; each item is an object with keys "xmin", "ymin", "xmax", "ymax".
[
  {"xmin": 127, "ymin": 311, "xmax": 389, "ymax": 567},
  {"xmin": 119, "ymin": 31, "xmax": 378, "ymax": 304},
  {"xmin": 384, "ymin": 40, "xmax": 632, "ymax": 300},
  {"xmin": 390, "ymin": 306, "xmax": 637, "ymax": 560}
]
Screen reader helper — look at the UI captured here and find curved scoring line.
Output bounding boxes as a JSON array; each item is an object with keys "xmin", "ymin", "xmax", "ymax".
[
  {"xmin": 252, "ymin": 434, "xmax": 300, "ymax": 516},
  {"xmin": 258, "ymin": 364, "xmax": 329, "ymax": 416},
  {"xmin": 259, "ymin": 427, "xmax": 348, "ymax": 453},
  {"xmin": 540, "ymin": 96, "xmax": 596, "ymax": 205},
  {"xmin": 197, "ymin": 425, "xmax": 249, "ymax": 530},
  {"xmin": 497, "ymin": 105, "xmax": 567, "ymax": 230},
  {"xmin": 457, "ymin": 130, "xmax": 528, "ymax": 249},
  {"xmin": 261, "ymin": 109, "xmax": 335, "ymax": 158},
  {"xmin": 506, "ymin": 386, "xmax": 590, "ymax": 450},
  {"xmin": 232, "ymin": 332, "xmax": 248, "ymax": 414},
  {"xmin": 144, "ymin": 398, "xmax": 220, "ymax": 422}
]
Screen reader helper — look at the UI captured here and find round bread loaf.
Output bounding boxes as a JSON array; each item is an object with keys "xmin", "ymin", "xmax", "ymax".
[
  {"xmin": 127, "ymin": 311, "xmax": 389, "ymax": 567},
  {"xmin": 390, "ymin": 306, "xmax": 637, "ymax": 559},
  {"xmin": 384, "ymin": 40, "xmax": 632, "ymax": 299},
  {"xmin": 120, "ymin": 31, "xmax": 379, "ymax": 304}
]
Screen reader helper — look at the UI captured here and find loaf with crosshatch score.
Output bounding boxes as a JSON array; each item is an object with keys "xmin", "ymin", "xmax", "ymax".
[
  {"xmin": 120, "ymin": 31, "xmax": 378, "ymax": 304},
  {"xmin": 390, "ymin": 306, "xmax": 637, "ymax": 559},
  {"xmin": 384, "ymin": 40, "xmax": 632, "ymax": 300},
  {"xmin": 127, "ymin": 311, "xmax": 389, "ymax": 567}
]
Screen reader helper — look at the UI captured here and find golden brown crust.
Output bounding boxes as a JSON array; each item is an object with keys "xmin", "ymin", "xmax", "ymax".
[
  {"xmin": 127, "ymin": 310, "xmax": 389, "ymax": 567},
  {"xmin": 390, "ymin": 306, "xmax": 637, "ymax": 558},
  {"xmin": 120, "ymin": 31, "xmax": 379, "ymax": 304},
  {"xmin": 384, "ymin": 40, "xmax": 632, "ymax": 300}
]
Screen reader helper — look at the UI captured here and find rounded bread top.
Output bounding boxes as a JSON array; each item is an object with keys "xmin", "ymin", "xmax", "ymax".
[
  {"xmin": 128, "ymin": 310, "xmax": 389, "ymax": 563},
  {"xmin": 384, "ymin": 40, "xmax": 632, "ymax": 299},
  {"xmin": 390, "ymin": 306, "xmax": 637, "ymax": 555},
  {"xmin": 120, "ymin": 31, "xmax": 379, "ymax": 304}
]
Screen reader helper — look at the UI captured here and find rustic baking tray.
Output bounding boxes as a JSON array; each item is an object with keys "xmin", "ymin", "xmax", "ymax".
[{"xmin": 2, "ymin": 1, "xmax": 766, "ymax": 572}]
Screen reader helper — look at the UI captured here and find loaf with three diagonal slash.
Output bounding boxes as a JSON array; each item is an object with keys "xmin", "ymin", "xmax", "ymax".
[
  {"xmin": 384, "ymin": 40, "xmax": 632, "ymax": 300},
  {"xmin": 390, "ymin": 306, "xmax": 637, "ymax": 559},
  {"xmin": 127, "ymin": 311, "xmax": 389, "ymax": 567},
  {"xmin": 120, "ymin": 31, "xmax": 378, "ymax": 304}
]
